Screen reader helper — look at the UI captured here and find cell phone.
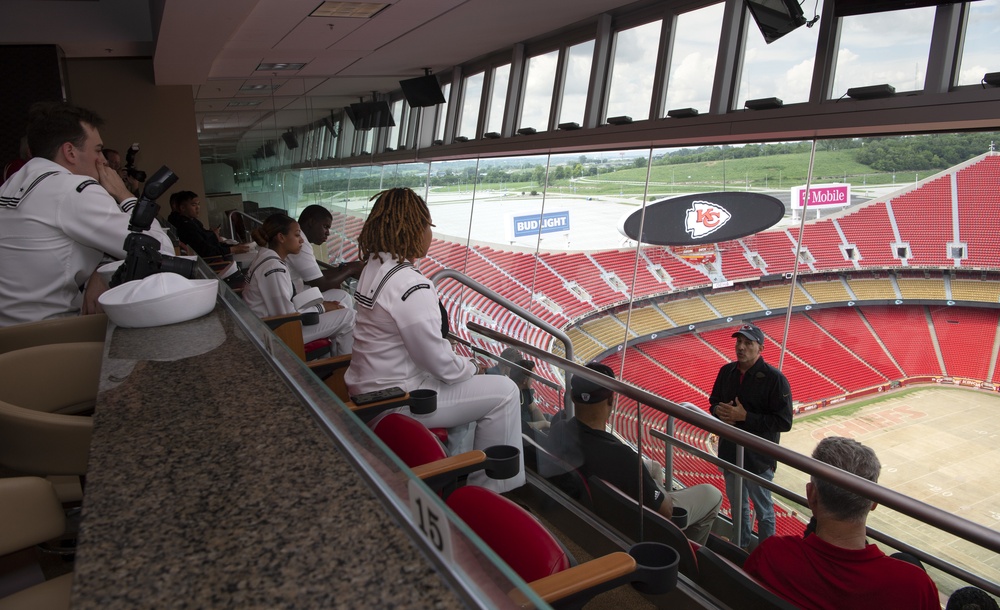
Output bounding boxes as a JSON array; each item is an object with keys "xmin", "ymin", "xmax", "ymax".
[{"xmin": 350, "ymin": 386, "xmax": 406, "ymax": 406}]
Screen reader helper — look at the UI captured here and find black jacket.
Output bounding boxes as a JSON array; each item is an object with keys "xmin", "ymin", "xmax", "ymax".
[
  {"xmin": 168, "ymin": 212, "xmax": 230, "ymax": 259},
  {"xmin": 709, "ymin": 356, "xmax": 793, "ymax": 474}
]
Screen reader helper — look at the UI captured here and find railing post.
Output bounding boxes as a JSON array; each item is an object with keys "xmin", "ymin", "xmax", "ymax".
[
  {"xmin": 733, "ymin": 444, "xmax": 745, "ymax": 547},
  {"xmin": 664, "ymin": 415, "xmax": 674, "ymax": 489}
]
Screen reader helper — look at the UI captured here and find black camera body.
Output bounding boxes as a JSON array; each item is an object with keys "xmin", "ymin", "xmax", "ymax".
[
  {"xmin": 110, "ymin": 166, "xmax": 197, "ymax": 287},
  {"xmin": 124, "ymin": 142, "xmax": 147, "ymax": 183}
]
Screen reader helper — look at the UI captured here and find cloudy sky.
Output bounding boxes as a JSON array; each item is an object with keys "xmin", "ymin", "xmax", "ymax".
[{"xmin": 512, "ymin": 0, "xmax": 998, "ymax": 127}]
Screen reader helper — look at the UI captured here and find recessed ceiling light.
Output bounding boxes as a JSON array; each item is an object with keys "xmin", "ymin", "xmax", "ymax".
[
  {"xmin": 227, "ymin": 100, "xmax": 262, "ymax": 107},
  {"xmin": 310, "ymin": 2, "xmax": 389, "ymax": 18},
  {"xmin": 256, "ymin": 62, "xmax": 306, "ymax": 71},
  {"xmin": 240, "ymin": 84, "xmax": 281, "ymax": 91}
]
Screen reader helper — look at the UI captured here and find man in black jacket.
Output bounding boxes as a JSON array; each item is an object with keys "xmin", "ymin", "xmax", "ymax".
[{"xmin": 709, "ymin": 323, "xmax": 792, "ymax": 550}]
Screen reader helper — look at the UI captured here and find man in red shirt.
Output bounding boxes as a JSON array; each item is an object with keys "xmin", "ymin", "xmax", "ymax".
[{"xmin": 744, "ymin": 436, "xmax": 939, "ymax": 610}]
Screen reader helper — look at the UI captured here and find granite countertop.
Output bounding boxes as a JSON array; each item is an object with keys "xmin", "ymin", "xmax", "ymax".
[{"xmin": 69, "ymin": 306, "xmax": 465, "ymax": 608}]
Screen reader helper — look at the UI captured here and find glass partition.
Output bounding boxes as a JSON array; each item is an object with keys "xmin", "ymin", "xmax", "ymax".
[{"xmin": 285, "ymin": 130, "xmax": 1000, "ymax": 598}]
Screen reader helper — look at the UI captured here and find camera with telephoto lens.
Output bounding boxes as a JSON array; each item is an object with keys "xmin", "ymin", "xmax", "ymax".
[
  {"xmin": 110, "ymin": 166, "xmax": 197, "ymax": 287},
  {"xmin": 124, "ymin": 142, "xmax": 147, "ymax": 183}
]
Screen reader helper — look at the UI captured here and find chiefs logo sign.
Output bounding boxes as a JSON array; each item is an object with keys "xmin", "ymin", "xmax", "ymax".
[
  {"xmin": 684, "ymin": 201, "xmax": 731, "ymax": 239},
  {"xmin": 621, "ymin": 191, "xmax": 783, "ymax": 246}
]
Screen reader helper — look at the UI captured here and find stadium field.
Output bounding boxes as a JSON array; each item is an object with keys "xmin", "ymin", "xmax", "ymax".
[{"xmin": 772, "ymin": 385, "xmax": 1000, "ymax": 596}]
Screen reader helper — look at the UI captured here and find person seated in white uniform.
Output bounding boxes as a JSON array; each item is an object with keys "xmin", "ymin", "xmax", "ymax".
[
  {"xmin": 285, "ymin": 205, "xmax": 364, "ymax": 310},
  {"xmin": 0, "ymin": 102, "xmax": 173, "ymax": 327},
  {"xmin": 344, "ymin": 188, "xmax": 524, "ymax": 493},
  {"xmin": 242, "ymin": 213, "xmax": 355, "ymax": 356}
]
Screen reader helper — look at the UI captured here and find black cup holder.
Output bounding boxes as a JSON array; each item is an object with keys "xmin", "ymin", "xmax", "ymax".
[
  {"xmin": 627, "ymin": 541, "xmax": 679, "ymax": 595},
  {"xmin": 407, "ymin": 389, "xmax": 437, "ymax": 415},
  {"xmin": 483, "ymin": 445, "xmax": 520, "ymax": 480},
  {"xmin": 671, "ymin": 506, "xmax": 689, "ymax": 529},
  {"xmin": 300, "ymin": 311, "xmax": 319, "ymax": 326}
]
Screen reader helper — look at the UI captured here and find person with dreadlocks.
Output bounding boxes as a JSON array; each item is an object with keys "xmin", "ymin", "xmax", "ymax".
[{"xmin": 344, "ymin": 188, "xmax": 524, "ymax": 492}]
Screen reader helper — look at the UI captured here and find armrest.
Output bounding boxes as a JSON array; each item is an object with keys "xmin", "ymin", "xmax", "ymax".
[
  {"xmin": 411, "ymin": 451, "xmax": 487, "ymax": 489},
  {"xmin": 306, "ymin": 353, "xmax": 352, "ymax": 375},
  {"xmin": 509, "ymin": 552, "xmax": 637, "ymax": 607},
  {"xmin": 346, "ymin": 395, "xmax": 413, "ymax": 422}
]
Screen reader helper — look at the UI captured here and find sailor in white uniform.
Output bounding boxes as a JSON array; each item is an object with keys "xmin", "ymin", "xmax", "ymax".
[
  {"xmin": 344, "ymin": 188, "xmax": 524, "ymax": 493},
  {"xmin": 242, "ymin": 214, "xmax": 354, "ymax": 355},
  {"xmin": 0, "ymin": 102, "xmax": 173, "ymax": 327},
  {"xmin": 285, "ymin": 204, "xmax": 364, "ymax": 309}
]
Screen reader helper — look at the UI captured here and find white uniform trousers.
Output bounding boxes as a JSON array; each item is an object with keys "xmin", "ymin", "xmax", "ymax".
[
  {"xmin": 303, "ymin": 307, "xmax": 355, "ymax": 356},
  {"xmin": 404, "ymin": 374, "xmax": 524, "ymax": 493}
]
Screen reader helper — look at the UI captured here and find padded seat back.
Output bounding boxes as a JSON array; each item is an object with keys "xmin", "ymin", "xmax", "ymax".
[
  {"xmin": 0, "ymin": 314, "xmax": 107, "ymax": 356},
  {"xmin": 372, "ymin": 413, "xmax": 448, "ymax": 468},
  {"xmin": 0, "ymin": 342, "xmax": 103, "ymax": 414},
  {"xmin": 446, "ymin": 485, "xmax": 571, "ymax": 583},
  {"xmin": 694, "ymin": 546, "xmax": 798, "ymax": 610}
]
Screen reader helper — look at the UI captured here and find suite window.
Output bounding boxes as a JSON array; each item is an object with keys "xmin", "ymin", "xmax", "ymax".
[
  {"xmin": 736, "ymin": 0, "xmax": 820, "ymax": 109},
  {"xmin": 831, "ymin": 7, "xmax": 935, "ymax": 96},
  {"xmin": 607, "ymin": 20, "xmax": 662, "ymax": 121},
  {"xmin": 435, "ymin": 83, "xmax": 452, "ymax": 142},
  {"xmin": 956, "ymin": 0, "xmax": 999, "ymax": 86},
  {"xmin": 558, "ymin": 40, "xmax": 595, "ymax": 127},
  {"xmin": 458, "ymin": 72, "xmax": 485, "ymax": 139},
  {"xmin": 486, "ymin": 64, "xmax": 511, "ymax": 135},
  {"xmin": 664, "ymin": 3, "xmax": 725, "ymax": 114},
  {"xmin": 520, "ymin": 50, "xmax": 559, "ymax": 131}
]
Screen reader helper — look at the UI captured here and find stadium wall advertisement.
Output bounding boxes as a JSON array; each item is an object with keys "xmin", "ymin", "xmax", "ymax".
[
  {"xmin": 790, "ymin": 183, "xmax": 851, "ymax": 209},
  {"xmin": 508, "ymin": 210, "xmax": 571, "ymax": 239}
]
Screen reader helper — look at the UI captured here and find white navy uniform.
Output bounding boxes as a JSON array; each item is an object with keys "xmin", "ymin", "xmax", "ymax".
[
  {"xmin": 0, "ymin": 157, "xmax": 173, "ymax": 327},
  {"xmin": 345, "ymin": 253, "xmax": 524, "ymax": 492},
  {"xmin": 243, "ymin": 246, "xmax": 355, "ymax": 355},
  {"xmin": 285, "ymin": 246, "xmax": 355, "ymax": 310}
]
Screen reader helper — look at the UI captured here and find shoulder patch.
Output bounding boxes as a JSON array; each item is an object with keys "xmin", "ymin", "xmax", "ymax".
[
  {"xmin": 401, "ymin": 283, "xmax": 431, "ymax": 301},
  {"xmin": 76, "ymin": 180, "xmax": 99, "ymax": 193},
  {"xmin": 264, "ymin": 268, "xmax": 286, "ymax": 278}
]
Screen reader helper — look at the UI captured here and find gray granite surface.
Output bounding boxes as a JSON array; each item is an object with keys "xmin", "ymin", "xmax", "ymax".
[{"xmin": 70, "ymin": 306, "xmax": 465, "ymax": 609}]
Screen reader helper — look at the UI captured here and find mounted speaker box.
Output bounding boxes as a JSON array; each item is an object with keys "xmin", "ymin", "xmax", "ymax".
[
  {"xmin": 344, "ymin": 101, "xmax": 395, "ymax": 131},
  {"xmin": 746, "ymin": 0, "xmax": 807, "ymax": 44},
  {"xmin": 281, "ymin": 131, "xmax": 299, "ymax": 150}
]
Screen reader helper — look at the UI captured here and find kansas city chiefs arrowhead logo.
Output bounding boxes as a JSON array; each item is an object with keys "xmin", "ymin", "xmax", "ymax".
[{"xmin": 684, "ymin": 200, "xmax": 731, "ymax": 239}]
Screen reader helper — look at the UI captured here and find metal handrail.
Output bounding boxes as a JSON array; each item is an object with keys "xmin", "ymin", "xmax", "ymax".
[
  {"xmin": 225, "ymin": 210, "xmax": 263, "ymax": 243},
  {"xmin": 469, "ymin": 322, "xmax": 1000, "ymax": 557},
  {"xmin": 431, "ymin": 269, "xmax": 575, "ymax": 412},
  {"xmin": 649, "ymin": 427, "xmax": 1000, "ymax": 595}
]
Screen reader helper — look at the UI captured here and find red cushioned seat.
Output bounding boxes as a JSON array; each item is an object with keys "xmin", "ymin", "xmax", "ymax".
[
  {"xmin": 371, "ymin": 413, "xmax": 447, "ymax": 468},
  {"xmin": 430, "ymin": 427, "xmax": 449, "ymax": 445},
  {"xmin": 446, "ymin": 485, "xmax": 571, "ymax": 583}
]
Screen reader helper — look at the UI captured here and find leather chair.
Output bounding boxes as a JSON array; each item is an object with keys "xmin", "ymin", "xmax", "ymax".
[
  {"xmin": 0, "ymin": 477, "xmax": 73, "ymax": 610},
  {"xmin": 0, "ymin": 314, "xmax": 107, "ymax": 356},
  {"xmin": 446, "ymin": 486, "xmax": 673, "ymax": 607},
  {"xmin": 0, "ymin": 342, "xmax": 102, "ymax": 502}
]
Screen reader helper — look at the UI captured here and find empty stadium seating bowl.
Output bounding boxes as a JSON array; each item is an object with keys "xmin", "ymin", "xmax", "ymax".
[{"xmin": 99, "ymin": 274, "xmax": 219, "ymax": 328}]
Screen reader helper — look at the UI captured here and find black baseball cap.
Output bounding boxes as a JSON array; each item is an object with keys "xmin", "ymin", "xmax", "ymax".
[
  {"xmin": 571, "ymin": 363, "xmax": 616, "ymax": 404},
  {"xmin": 732, "ymin": 323, "xmax": 765, "ymax": 344}
]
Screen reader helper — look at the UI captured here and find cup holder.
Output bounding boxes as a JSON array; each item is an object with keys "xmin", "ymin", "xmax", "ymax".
[
  {"xmin": 627, "ymin": 541, "xmax": 679, "ymax": 595},
  {"xmin": 407, "ymin": 389, "xmax": 437, "ymax": 415},
  {"xmin": 483, "ymin": 445, "xmax": 520, "ymax": 480},
  {"xmin": 671, "ymin": 506, "xmax": 689, "ymax": 529},
  {"xmin": 300, "ymin": 311, "xmax": 319, "ymax": 326}
]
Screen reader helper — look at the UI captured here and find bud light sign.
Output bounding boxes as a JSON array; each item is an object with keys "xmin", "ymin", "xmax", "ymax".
[
  {"xmin": 791, "ymin": 183, "xmax": 850, "ymax": 209},
  {"xmin": 512, "ymin": 211, "xmax": 570, "ymax": 238}
]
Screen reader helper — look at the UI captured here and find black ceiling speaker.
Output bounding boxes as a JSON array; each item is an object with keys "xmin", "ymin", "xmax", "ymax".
[
  {"xmin": 399, "ymin": 70, "xmax": 446, "ymax": 107},
  {"xmin": 281, "ymin": 131, "xmax": 299, "ymax": 150},
  {"xmin": 263, "ymin": 142, "xmax": 276, "ymax": 157},
  {"xmin": 345, "ymin": 101, "xmax": 395, "ymax": 131}
]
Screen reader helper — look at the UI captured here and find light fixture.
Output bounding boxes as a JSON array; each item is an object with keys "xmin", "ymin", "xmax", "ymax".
[
  {"xmin": 744, "ymin": 97, "xmax": 783, "ymax": 110},
  {"xmin": 256, "ymin": 62, "xmax": 306, "ymax": 71},
  {"xmin": 227, "ymin": 100, "xmax": 262, "ymax": 107},
  {"xmin": 606, "ymin": 115, "xmax": 633, "ymax": 125},
  {"xmin": 557, "ymin": 122, "xmax": 581, "ymax": 130},
  {"xmin": 240, "ymin": 84, "xmax": 281, "ymax": 91},
  {"xmin": 483, "ymin": 132, "xmax": 501, "ymax": 139},
  {"xmin": 846, "ymin": 84, "xmax": 895, "ymax": 100},
  {"xmin": 982, "ymin": 72, "xmax": 1000, "ymax": 88},
  {"xmin": 516, "ymin": 127, "xmax": 537, "ymax": 135},
  {"xmin": 310, "ymin": 2, "xmax": 389, "ymax": 18},
  {"xmin": 667, "ymin": 108, "xmax": 699, "ymax": 118}
]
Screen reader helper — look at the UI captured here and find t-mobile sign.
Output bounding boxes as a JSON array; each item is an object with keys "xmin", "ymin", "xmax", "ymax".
[{"xmin": 790, "ymin": 183, "xmax": 851, "ymax": 209}]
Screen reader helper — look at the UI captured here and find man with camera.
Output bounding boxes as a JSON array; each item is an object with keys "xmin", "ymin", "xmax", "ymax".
[{"xmin": 0, "ymin": 102, "xmax": 173, "ymax": 326}]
